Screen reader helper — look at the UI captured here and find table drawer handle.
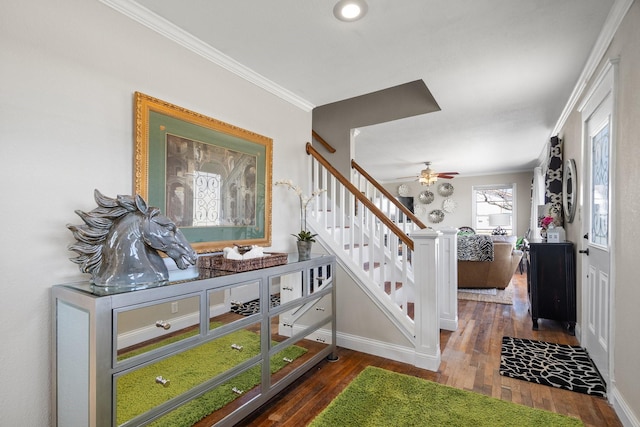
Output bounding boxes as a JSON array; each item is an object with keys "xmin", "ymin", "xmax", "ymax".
[
  {"xmin": 155, "ymin": 320, "xmax": 171, "ymax": 330},
  {"xmin": 155, "ymin": 376, "xmax": 170, "ymax": 387}
]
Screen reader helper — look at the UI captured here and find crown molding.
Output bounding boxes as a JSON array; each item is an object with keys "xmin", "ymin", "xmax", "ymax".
[
  {"xmin": 99, "ymin": 0, "xmax": 315, "ymax": 112},
  {"xmin": 551, "ymin": 0, "xmax": 633, "ymax": 137}
]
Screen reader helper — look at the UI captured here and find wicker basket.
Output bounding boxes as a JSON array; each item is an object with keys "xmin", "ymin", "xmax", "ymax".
[{"xmin": 198, "ymin": 252, "xmax": 288, "ymax": 272}]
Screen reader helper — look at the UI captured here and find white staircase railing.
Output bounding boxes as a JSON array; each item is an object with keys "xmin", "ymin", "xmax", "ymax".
[
  {"xmin": 351, "ymin": 159, "xmax": 427, "ymax": 234},
  {"xmin": 303, "ymin": 143, "xmax": 443, "ymax": 370},
  {"xmin": 351, "ymin": 159, "xmax": 459, "ymax": 332},
  {"xmin": 308, "ymin": 180, "xmax": 415, "ymax": 338}
]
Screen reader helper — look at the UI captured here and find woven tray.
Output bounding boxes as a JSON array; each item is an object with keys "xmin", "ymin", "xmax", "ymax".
[{"xmin": 198, "ymin": 252, "xmax": 288, "ymax": 272}]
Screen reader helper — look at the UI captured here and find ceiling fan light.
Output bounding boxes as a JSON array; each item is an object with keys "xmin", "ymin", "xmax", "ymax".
[{"xmin": 419, "ymin": 174, "xmax": 438, "ymax": 186}]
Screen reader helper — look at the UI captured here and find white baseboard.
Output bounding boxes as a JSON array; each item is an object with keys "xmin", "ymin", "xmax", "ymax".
[
  {"xmin": 336, "ymin": 331, "xmax": 417, "ymax": 366},
  {"xmin": 336, "ymin": 331, "xmax": 441, "ymax": 371},
  {"xmin": 209, "ymin": 302, "xmax": 228, "ymax": 318},
  {"xmin": 440, "ymin": 317, "xmax": 458, "ymax": 331},
  {"xmin": 611, "ymin": 385, "xmax": 640, "ymax": 427},
  {"xmin": 414, "ymin": 349, "xmax": 442, "ymax": 372}
]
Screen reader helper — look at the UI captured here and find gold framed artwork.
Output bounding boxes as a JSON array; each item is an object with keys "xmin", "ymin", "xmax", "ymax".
[{"xmin": 134, "ymin": 92, "xmax": 273, "ymax": 253}]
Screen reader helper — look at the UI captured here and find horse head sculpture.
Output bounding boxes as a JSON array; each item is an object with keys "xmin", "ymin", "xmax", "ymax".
[{"xmin": 67, "ymin": 189, "xmax": 197, "ymax": 287}]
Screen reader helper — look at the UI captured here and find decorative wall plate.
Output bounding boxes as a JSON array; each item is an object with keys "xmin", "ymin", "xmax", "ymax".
[
  {"xmin": 443, "ymin": 198, "xmax": 457, "ymax": 213},
  {"xmin": 398, "ymin": 184, "xmax": 410, "ymax": 196},
  {"xmin": 429, "ymin": 209, "xmax": 445, "ymax": 223},
  {"xmin": 418, "ymin": 190, "xmax": 435, "ymax": 204},
  {"xmin": 415, "ymin": 205, "xmax": 428, "ymax": 216},
  {"xmin": 437, "ymin": 183, "xmax": 454, "ymax": 197}
]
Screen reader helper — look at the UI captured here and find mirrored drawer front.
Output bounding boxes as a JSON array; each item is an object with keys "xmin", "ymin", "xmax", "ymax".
[
  {"xmin": 270, "ymin": 270, "xmax": 304, "ymax": 308},
  {"xmin": 208, "ymin": 281, "xmax": 261, "ymax": 333},
  {"xmin": 115, "ymin": 322, "xmax": 261, "ymax": 426},
  {"xmin": 270, "ymin": 264, "xmax": 333, "ymax": 310},
  {"xmin": 308, "ymin": 263, "xmax": 333, "ymax": 295},
  {"xmin": 116, "ymin": 294, "xmax": 201, "ymax": 363},
  {"xmin": 273, "ymin": 293, "xmax": 332, "ymax": 340},
  {"xmin": 295, "ymin": 293, "xmax": 332, "ymax": 325},
  {"xmin": 143, "ymin": 364, "xmax": 262, "ymax": 427},
  {"xmin": 270, "ymin": 320, "xmax": 332, "ymax": 388}
]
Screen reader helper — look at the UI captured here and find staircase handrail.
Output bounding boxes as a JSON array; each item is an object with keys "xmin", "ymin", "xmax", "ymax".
[
  {"xmin": 306, "ymin": 142, "xmax": 413, "ymax": 250},
  {"xmin": 311, "ymin": 130, "xmax": 337, "ymax": 154},
  {"xmin": 351, "ymin": 159, "xmax": 428, "ymax": 229}
]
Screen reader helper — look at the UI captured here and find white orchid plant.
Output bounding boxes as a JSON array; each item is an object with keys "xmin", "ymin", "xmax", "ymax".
[{"xmin": 274, "ymin": 179, "xmax": 326, "ymax": 242}]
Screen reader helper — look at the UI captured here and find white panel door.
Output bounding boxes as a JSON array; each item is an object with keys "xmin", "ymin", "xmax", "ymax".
[{"xmin": 580, "ymin": 63, "xmax": 615, "ymax": 389}]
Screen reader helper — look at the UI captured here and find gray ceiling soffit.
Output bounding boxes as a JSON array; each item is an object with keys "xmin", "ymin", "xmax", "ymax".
[{"xmin": 313, "ymin": 80, "xmax": 440, "ymax": 129}]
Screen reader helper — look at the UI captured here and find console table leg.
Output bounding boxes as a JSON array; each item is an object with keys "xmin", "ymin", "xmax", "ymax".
[{"xmin": 532, "ymin": 318, "xmax": 539, "ymax": 330}]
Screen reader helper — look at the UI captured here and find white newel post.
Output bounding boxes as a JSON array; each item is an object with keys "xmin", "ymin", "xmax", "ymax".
[
  {"xmin": 439, "ymin": 227, "xmax": 458, "ymax": 331},
  {"xmin": 410, "ymin": 229, "xmax": 441, "ymax": 371}
]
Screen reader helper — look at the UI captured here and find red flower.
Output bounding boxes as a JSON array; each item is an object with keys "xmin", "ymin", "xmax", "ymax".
[{"xmin": 539, "ymin": 216, "xmax": 555, "ymax": 229}]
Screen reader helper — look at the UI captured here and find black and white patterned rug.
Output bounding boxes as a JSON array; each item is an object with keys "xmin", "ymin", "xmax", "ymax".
[
  {"xmin": 230, "ymin": 295, "xmax": 280, "ymax": 316},
  {"xmin": 500, "ymin": 337, "xmax": 606, "ymax": 397}
]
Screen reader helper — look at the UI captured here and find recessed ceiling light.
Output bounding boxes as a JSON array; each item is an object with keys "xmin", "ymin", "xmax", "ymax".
[{"xmin": 333, "ymin": 0, "xmax": 368, "ymax": 22}]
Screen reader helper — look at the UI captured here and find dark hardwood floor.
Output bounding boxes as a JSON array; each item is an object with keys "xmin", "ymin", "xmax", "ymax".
[{"xmin": 238, "ymin": 271, "xmax": 622, "ymax": 427}]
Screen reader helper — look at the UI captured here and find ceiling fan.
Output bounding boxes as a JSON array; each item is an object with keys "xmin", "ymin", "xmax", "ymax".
[{"xmin": 401, "ymin": 162, "xmax": 459, "ymax": 186}]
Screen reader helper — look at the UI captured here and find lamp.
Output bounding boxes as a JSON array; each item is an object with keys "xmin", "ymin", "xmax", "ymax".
[
  {"xmin": 333, "ymin": 0, "xmax": 368, "ymax": 22},
  {"xmin": 489, "ymin": 213, "xmax": 511, "ymax": 235},
  {"xmin": 418, "ymin": 163, "xmax": 438, "ymax": 186}
]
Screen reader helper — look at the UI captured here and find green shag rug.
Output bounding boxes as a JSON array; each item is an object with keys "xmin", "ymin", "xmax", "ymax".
[
  {"xmin": 117, "ymin": 323, "xmax": 307, "ymax": 426},
  {"xmin": 310, "ymin": 366, "xmax": 584, "ymax": 427}
]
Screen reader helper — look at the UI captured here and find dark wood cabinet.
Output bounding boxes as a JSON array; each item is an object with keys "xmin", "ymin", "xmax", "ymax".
[{"xmin": 526, "ymin": 241, "xmax": 576, "ymax": 335}]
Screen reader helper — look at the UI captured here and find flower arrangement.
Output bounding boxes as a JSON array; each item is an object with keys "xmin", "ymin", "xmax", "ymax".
[
  {"xmin": 274, "ymin": 180, "xmax": 326, "ymax": 242},
  {"xmin": 538, "ymin": 203, "xmax": 563, "ymax": 238},
  {"xmin": 539, "ymin": 216, "xmax": 557, "ymax": 230}
]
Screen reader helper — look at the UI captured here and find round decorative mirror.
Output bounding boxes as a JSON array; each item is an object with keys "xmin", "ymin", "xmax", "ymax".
[{"xmin": 563, "ymin": 158, "xmax": 577, "ymax": 223}]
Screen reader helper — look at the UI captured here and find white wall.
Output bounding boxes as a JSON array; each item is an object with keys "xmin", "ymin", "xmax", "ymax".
[
  {"xmin": 384, "ymin": 171, "xmax": 533, "ymax": 237},
  {"xmin": 0, "ymin": 1, "xmax": 310, "ymax": 425},
  {"xmin": 559, "ymin": 1, "xmax": 640, "ymax": 423}
]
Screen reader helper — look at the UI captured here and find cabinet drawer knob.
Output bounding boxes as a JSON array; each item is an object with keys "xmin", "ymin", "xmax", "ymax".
[
  {"xmin": 231, "ymin": 343, "xmax": 243, "ymax": 351},
  {"xmin": 155, "ymin": 320, "xmax": 171, "ymax": 330},
  {"xmin": 155, "ymin": 376, "xmax": 170, "ymax": 387}
]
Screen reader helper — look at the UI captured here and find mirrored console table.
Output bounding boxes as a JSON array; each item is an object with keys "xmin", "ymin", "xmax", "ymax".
[{"xmin": 52, "ymin": 254, "xmax": 336, "ymax": 426}]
